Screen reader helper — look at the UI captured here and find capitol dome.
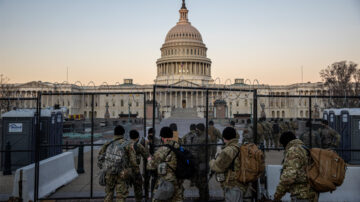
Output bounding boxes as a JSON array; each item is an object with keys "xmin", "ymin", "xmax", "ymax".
[
  {"xmin": 165, "ymin": 23, "xmax": 203, "ymax": 43},
  {"xmin": 155, "ymin": 0, "xmax": 213, "ymax": 86}
]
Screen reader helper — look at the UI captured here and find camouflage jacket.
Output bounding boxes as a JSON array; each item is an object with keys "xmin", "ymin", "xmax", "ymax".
[
  {"xmin": 131, "ymin": 139, "xmax": 150, "ymax": 172},
  {"xmin": 299, "ymin": 130, "xmax": 321, "ymax": 148},
  {"xmin": 274, "ymin": 139, "xmax": 317, "ymax": 200},
  {"xmin": 147, "ymin": 140, "xmax": 179, "ymax": 182},
  {"xmin": 209, "ymin": 139, "xmax": 248, "ymax": 192},
  {"xmin": 180, "ymin": 131, "xmax": 197, "ymax": 152},
  {"xmin": 98, "ymin": 136, "xmax": 138, "ymax": 178},
  {"xmin": 319, "ymin": 126, "xmax": 341, "ymax": 149},
  {"xmin": 208, "ymin": 126, "xmax": 222, "ymax": 143}
]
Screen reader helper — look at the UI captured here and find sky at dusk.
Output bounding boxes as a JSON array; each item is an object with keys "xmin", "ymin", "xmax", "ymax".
[{"xmin": 0, "ymin": 0, "xmax": 360, "ymax": 86}]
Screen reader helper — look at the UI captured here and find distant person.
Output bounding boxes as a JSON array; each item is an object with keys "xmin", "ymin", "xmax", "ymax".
[
  {"xmin": 274, "ymin": 131, "xmax": 318, "ymax": 201},
  {"xmin": 129, "ymin": 130, "xmax": 149, "ymax": 202},
  {"xmin": 299, "ymin": 121, "xmax": 321, "ymax": 148},
  {"xmin": 230, "ymin": 120, "xmax": 240, "ymax": 140},
  {"xmin": 208, "ymin": 120, "xmax": 223, "ymax": 159},
  {"xmin": 272, "ymin": 119, "xmax": 281, "ymax": 148},
  {"xmin": 210, "ymin": 127, "xmax": 249, "ymax": 202},
  {"xmin": 181, "ymin": 124, "xmax": 197, "ymax": 149},
  {"xmin": 97, "ymin": 125, "xmax": 137, "ymax": 202},
  {"xmin": 169, "ymin": 123, "xmax": 179, "ymax": 142},
  {"xmin": 242, "ymin": 119, "xmax": 254, "ymax": 144},
  {"xmin": 319, "ymin": 120, "xmax": 341, "ymax": 149}
]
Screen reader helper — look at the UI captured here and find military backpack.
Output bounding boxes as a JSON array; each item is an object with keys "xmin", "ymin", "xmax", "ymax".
[
  {"xmin": 303, "ymin": 147, "xmax": 346, "ymax": 192},
  {"xmin": 235, "ymin": 143, "xmax": 265, "ymax": 183},
  {"xmin": 165, "ymin": 145, "xmax": 196, "ymax": 180},
  {"xmin": 102, "ymin": 140, "xmax": 130, "ymax": 174}
]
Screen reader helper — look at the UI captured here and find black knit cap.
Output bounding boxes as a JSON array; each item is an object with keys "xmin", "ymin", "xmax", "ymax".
[
  {"xmin": 222, "ymin": 127, "xmax": 236, "ymax": 140},
  {"xmin": 129, "ymin": 130, "xmax": 139, "ymax": 140},
  {"xmin": 190, "ymin": 124, "xmax": 196, "ymax": 131},
  {"xmin": 196, "ymin": 123, "xmax": 205, "ymax": 132},
  {"xmin": 114, "ymin": 125, "xmax": 125, "ymax": 136},
  {"xmin": 169, "ymin": 123, "xmax": 177, "ymax": 131},
  {"xmin": 209, "ymin": 120, "xmax": 214, "ymax": 125},
  {"xmin": 148, "ymin": 128, "xmax": 154, "ymax": 135},
  {"xmin": 279, "ymin": 131, "xmax": 296, "ymax": 148},
  {"xmin": 160, "ymin": 127, "xmax": 173, "ymax": 138}
]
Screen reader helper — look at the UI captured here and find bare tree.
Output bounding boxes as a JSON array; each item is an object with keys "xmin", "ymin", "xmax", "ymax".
[
  {"xmin": 320, "ymin": 61, "xmax": 359, "ymax": 107},
  {"xmin": 0, "ymin": 74, "xmax": 16, "ymax": 113}
]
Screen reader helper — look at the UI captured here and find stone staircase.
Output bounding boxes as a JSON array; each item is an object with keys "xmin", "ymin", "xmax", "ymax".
[
  {"xmin": 170, "ymin": 108, "xmax": 198, "ymax": 118},
  {"xmin": 155, "ymin": 108, "xmax": 204, "ymax": 138}
]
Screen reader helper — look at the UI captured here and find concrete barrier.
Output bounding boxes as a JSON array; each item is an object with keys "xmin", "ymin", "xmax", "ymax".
[
  {"xmin": 12, "ymin": 152, "xmax": 78, "ymax": 201},
  {"xmin": 267, "ymin": 165, "xmax": 360, "ymax": 201}
]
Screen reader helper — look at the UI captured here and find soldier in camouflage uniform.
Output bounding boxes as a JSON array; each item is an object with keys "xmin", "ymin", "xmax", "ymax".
[
  {"xmin": 180, "ymin": 123, "xmax": 197, "ymax": 146},
  {"xmin": 290, "ymin": 118, "xmax": 299, "ymax": 134},
  {"xmin": 230, "ymin": 121, "xmax": 240, "ymax": 140},
  {"xmin": 272, "ymin": 119, "xmax": 281, "ymax": 148},
  {"xmin": 210, "ymin": 127, "xmax": 249, "ymax": 202},
  {"xmin": 208, "ymin": 120, "xmax": 223, "ymax": 159},
  {"xmin": 98, "ymin": 125, "xmax": 138, "ymax": 202},
  {"xmin": 319, "ymin": 120, "xmax": 341, "ymax": 149},
  {"xmin": 242, "ymin": 119, "xmax": 254, "ymax": 144},
  {"xmin": 129, "ymin": 130, "xmax": 149, "ymax": 202},
  {"xmin": 147, "ymin": 127, "xmax": 183, "ymax": 202},
  {"xmin": 274, "ymin": 131, "xmax": 318, "ymax": 202},
  {"xmin": 192, "ymin": 123, "xmax": 211, "ymax": 202},
  {"xmin": 256, "ymin": 118, "xmax": 265, "ymax": 145},
  {"xmin": 261, "ymin": 118, "xmax": 273, "ymax": 148},
  {"xmin": 299, "ymin": 121, "xmax": 321, "ymax": 148}
]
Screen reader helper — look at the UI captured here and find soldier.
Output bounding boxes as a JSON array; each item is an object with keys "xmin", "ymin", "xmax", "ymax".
[
  {"xmin": 242, "ymin": 119, "xmax": 253, "ymax": 144},
  {"xmin": 169, "ymin": 123, "xmax": 179, "ymax": 142},
  {"xmin": 299, "ymin": 121, "xmax": 321, "ymax": 148},
  {"xmin": 192, "ymin": 123, "xmax": 211, "ymax": 202},
  {"xmin": 146, "ymin": 128, "xmax": 161, "ymax": 150},
  {"xmin": 230, "ymin": 120, "xmax": 240, "ymax": 140},
  {"xmin": 261, "ymin": 118, "xmax": 273, "ymax": 148},
  {"xmin": 279, "ymin": 119, "xmax": 288, "ymax": 134},
  {"xmin": 209, "ymin": 127, "xmax": 249, "ymax": 202},
  {"xmin": 319, "ymin": 120, "xmax": 341, "ymax": 149},
  {"xmin": 274, "ymin": 131, "xmax": 318, "ymax": 202},
  {"xmin": 208, "ymin": 120, "xmax": 223, "ymax": 159},
  {"xmin": 272, "ymin": 119, "xmax": 281, "ymax": 148},
  {"xmin": 129, "ymin": 130, "xmax": 149, "ymax": 202},
  {"xmin": 181, "ymin": 124, "xmax": 197, "ymax": 150},
  {"xmin": 98, "ymin": 125, "xmax": 137, "ymax": 202},
  {"xmin": 290, "ymin": 118, "xmax": 299, "ymax": 134},
  {"xmin": 256, "ymin": 118, "xmax": 265, "ymax": 145},
  {"xmin": 147, "ymin": 127, "xmax": 183, "ymax": 202}
]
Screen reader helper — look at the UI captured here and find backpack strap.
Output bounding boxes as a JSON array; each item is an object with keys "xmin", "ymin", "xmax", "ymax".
[
  {"xmin": 229, "ymin": 145, "xmax": 240, "ymax": 171},
  {"xmin": 163, "ymin": 144, "xmax": 177, "ymax": 172}
]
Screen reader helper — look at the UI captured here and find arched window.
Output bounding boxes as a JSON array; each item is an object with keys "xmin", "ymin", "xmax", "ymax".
[
  {"xmin": 191, "ymin": 49, "xmax": 193, "ymax": 55},
  {"xmin": 300, "ymin": 110, "xmax": 303, "ymax": 117},
  {"xmin": 272, "ymin": 111, "xmax": 275, "ymax": 117},
  {"xmin": 282, "ymin": 111, "xmax": 285, "ymax": 118},
  {"xmin": 277, "ymin": 111, "xmax": 280, "ymax": 118}
]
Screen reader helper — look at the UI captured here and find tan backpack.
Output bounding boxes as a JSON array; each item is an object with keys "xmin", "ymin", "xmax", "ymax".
[
  {"xmin": 306, "ymin": 148, "xmax": 346, "ymax": 192},
  {"xmin": 236, "ymin": 143, "xmax": 265, "ymax": 183}
]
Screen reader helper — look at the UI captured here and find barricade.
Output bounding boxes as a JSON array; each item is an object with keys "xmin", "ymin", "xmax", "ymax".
[
  {"xmin": 12, "ymin": 152, "xmax": 78, "ymax": 202},
  {"xmin": 266, "ymin": 165, "xmax": 360, "ymax": 202}
]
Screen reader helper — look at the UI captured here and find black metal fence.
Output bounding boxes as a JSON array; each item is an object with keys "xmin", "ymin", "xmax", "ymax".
[{"xmin": 1, "ymin": 86, "xmax": 360, "ymax": 201}]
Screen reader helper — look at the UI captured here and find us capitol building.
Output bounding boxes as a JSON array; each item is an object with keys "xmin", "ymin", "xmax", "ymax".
[{"xmin": 4, "ymin": 1, "xmax": 327, "ymax": 120}]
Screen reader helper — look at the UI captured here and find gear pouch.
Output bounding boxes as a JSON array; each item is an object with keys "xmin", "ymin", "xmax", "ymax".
[
  {"xmin": 216, "ymin": 173, "xmax": 225, "ymax": 182},
  {"xmin": 158, "ymin": 162, "xmax": 167, "ymax": 175}
]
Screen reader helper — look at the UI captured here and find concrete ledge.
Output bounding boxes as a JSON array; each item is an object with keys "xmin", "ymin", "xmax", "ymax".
[
  {"xmin": 267, "ymin": 165, "xmax": 360, "ymax": 202},
  {"xmin": 12, "ymin": 152, "xmax": 78, "ymax": 201}
]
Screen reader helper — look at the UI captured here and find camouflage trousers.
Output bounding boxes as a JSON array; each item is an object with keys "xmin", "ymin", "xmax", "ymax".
[
  {"xmin": 264, "ymin": 134, "xmax": 273, "ymax": 148},
  {"xmin": 192, "ymin": 173, "xmax": 209, "ymax": 202},
  {"xmin": 129, "ymin": 171, "xmax": 144, "ymax": 202},
  {"xmin": 105, "ymin": 173, "xmax": 128, "ymax": 202},
  {"xmin": 152, "ymin": 179, "xmax": 183, "ymax": 202},
  {"xmin": 272, "ymin": 133, "xmax": 280, "ymax": 148}
]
